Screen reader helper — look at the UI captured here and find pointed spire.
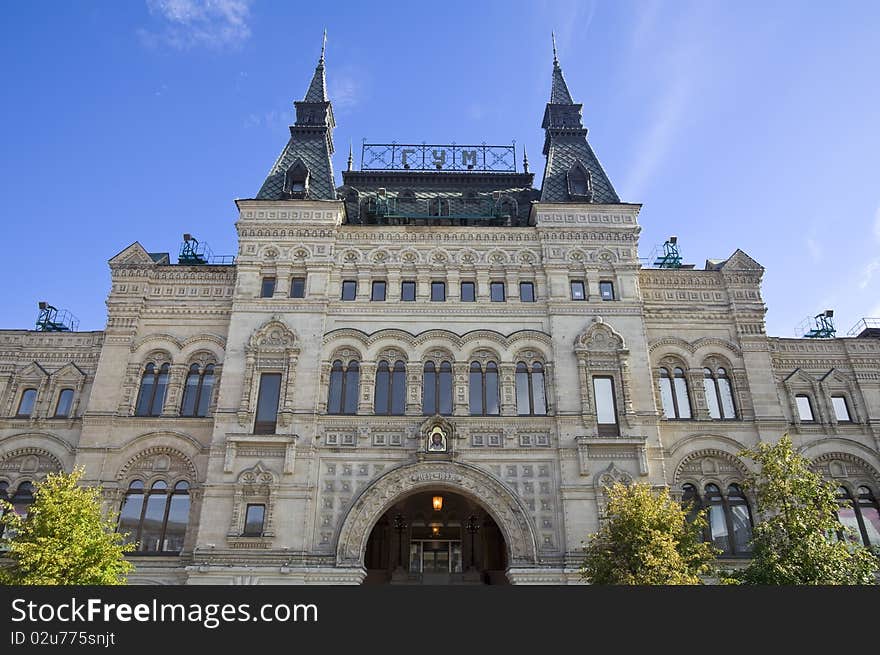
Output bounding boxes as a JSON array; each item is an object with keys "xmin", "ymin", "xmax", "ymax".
[
  {"xmin": 304, "ymin": 30, "xmax": 328, "ymax": 102},
  {"xmin": 549, "ymin": 33, "xmax": 574, "ymax": 105},
  {"xmin": 522, "ymin": 145, "xmax": 530, "ymax": 174},
  {"xmin": 347, "ymin": 140, "xmax": 354, "ymax": 172}
]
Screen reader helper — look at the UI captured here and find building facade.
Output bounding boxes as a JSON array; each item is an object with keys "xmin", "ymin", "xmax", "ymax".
[{"xmin": 1, "ymin": 46, "xmax": 879, "ymax": 585}]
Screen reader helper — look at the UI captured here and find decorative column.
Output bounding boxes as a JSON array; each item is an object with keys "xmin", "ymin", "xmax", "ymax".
[
  {"xmin": 406, "ymin": 361, "xmax": 422, "ymax": 415},
  {"xmin": 358, "ymin": 362, "xmax": 376, "ymax": 414},
  {"xmin": 453, "ymin": 361, "xmax": 469, "ymax": 416},
  {"xmin": 688, "ymin": 368, "xmax": 711, "ymax": 420},
  {"xmin": 163, "ymin": 363, "xmax": 188, "ymax": 416},
  {"xmin": 500, "ymin": 363, "xmax": 517, "ymax": 416}
]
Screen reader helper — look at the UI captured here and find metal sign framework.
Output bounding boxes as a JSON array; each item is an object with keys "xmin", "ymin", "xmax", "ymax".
[{"xmin": 360, "ymin": 143, "xmax": 516, "ymax": 172}]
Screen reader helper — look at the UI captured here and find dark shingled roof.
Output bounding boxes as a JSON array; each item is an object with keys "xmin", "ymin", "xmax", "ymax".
[{"xmin": 539, "ymin": 52, "xmax": 620, "ymax": 204}]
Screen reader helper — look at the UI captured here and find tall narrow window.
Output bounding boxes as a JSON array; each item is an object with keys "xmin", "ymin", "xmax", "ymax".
[
  {"xmin": 135, "ymin": 363, "xmax": 169, "ymax": 417},
  {"xmin": 16, "ymin": 389, "xmax": 37, "ymax": 418},
  {"xmin": 704, "ymin": 367, "xmax": 736, "ymax": 419},
  {"xmin": 244, "ymin": 504, "xmax": 266, "ymax": 537},
  {"xmin": 431, "ymin": 282, "xmax": 446, "ymax": 302},
  {"xmin": 344, "ymin": 361, "xmax": 360, "ymax": 414},
  {"xmin": 681, "ymin": 484, "xmax": 701, "ymax": 525},
  {"xmin": 795, "ymin": 395, "xmax": 814, "ymax": 422},
  {"xmin": 705, "ymin": 484, "xmax": 729, "ymax": 554},
  {"xmin": 490, "ymin": 281, "xmax": 505, "ymax": 302},
  {"xmin": 181, "ymin": 363, "xmax": 215, "ymax": 417},
  {"xmin": 401, "ymin": 281, "xmax": 416, "ymax": 301},
  {"xmin": 837, "ymin": 486, "xmax": 880, "ymax": 547},
  {"xmin": 570, "ymin": 280, "xmax": 586, "ymax": 301},
  {"xmin": 831, "ymin": 396, "xmax": 851, "ymax": 422},
  {"xmin": 599, "ymin": 280, "xmax": 615, "ymax": 301},
  {"xmin": 658, "ymin": 367, "xmax": 691, "ymax": 419},
  {"xmin": 373, "ymin": 360, "xmax": 406, "ymax": 415},
  {"xmin": 438, "ymin": 361, "xmax": 453, "ymax": 415},
  {"xmin": 519, "ymin": 282, "xmax": 535, "ymax": 302},
  {"xmin": 289, "ymin": 277, "xmax": 306, "ymax": 298},
  {"xmin": 727, "ymin": 484, "xmax": 753, "ymax": 555},
  {"xmin": 460, "ymin": 281, "xmax": 476, "ymax": 302},
  {"xmin": 516, "ymin": 362, "xmax": 547, "ymax": 415},
  {"xmin": 11, "ymin": 481, "xmax": 34, "ymax": 517},
  {"xmin": 423, "ymin": 362, "xmax": 437, "ymax": 415},
  {"xmin": 260, "ymin": 277, "xmax": 276, "ymax": 298},
  {"xmin": 468, "ymin": 362, "xmax": 502, "ymax": 415},
  {"xmin": 593, "ymin": 376, "xmax": 618, "ymax": 436},
  {"xmin": 254, "ymin": 373, "xmax": 282, "ymax": 434},
  {"xmin": 54, "ymin": 388, "xmax": 74, "ymax": 417},
  {"xmin": 371, "ymin": 281, "xmax": 387, "ymax": 301},
  {"xmin": 341, "ymin": 280, "xmax": 357, "ymax": 301},
  {"xmin": 328, "ymin": 360, "xmax": 344, "ymax": 414}
]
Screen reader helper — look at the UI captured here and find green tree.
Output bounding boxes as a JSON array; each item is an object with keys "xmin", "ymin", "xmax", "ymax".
[
  {"xmin": 0, "ymin": 468, "xmax": 134, "ymax": 585},
  {"xmin": 734, "ymin": 435, "xmax": 878, "ymax": 585},
  {"xmin": 580, "ymin": 481, "xmax": 718, "ymax": 584}
]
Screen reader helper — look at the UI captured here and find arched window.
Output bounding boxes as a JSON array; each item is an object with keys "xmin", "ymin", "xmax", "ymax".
[
  {"xmin": 703, "ymin": 367, "xmax": 736, "ymax": 419},
  {"xmin": 424, "ymin": 361, "xmax": 453, "ymax": 415},
  {"xmin": 328, "ymin": 360, "xmax": 360, "ymax": 415},
  {"xmin": 16, "ymin": 389, "xmax": 37, "ymax": 417},
  {"xmin": 837, "ymin": 486, "xmax": 880, "ymax": 547},
  {"xmin": 135, "ymin": 363, "xmax": 169, "ymax": 417},
  {"xmin": 181, "ymin": 363, "xmax": 215, "ymax": 417},
  {"xmin": 681, "ymin": 483, "xmax": 701, "ymax": 524},
  {"xmin": 11, "ymin": 481, "xmax": 35, "ymax": 517},
  {"xmin": 659, "ymin": 367, "xmax": 692, "ymax": 419},
  {"xmin": 374, "ymin": 360, "xmax": 406, "ymax": 415},
  {"xmin": 516, "ymin": 362, "xmax": 548, "ymax": 415},
  {"xmin": 54, "ymin": 388, "xmax": 74, "ymax": 417},
  {"xmin": 704, "ymin": 483, "xmax": 753, "ymax": 557},
  {"xmin": 118, "ymin": 480, "xmax": 190, "ymax": 554},
  {"xmin": 567, "ymin": 162, "xmax": 592, "ymax": 198},
  {"xmin": 469, "ymin": 361, "xmax": 500, "ymax": 416}
]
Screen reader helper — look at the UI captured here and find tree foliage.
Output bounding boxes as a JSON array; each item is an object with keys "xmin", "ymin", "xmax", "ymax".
[
  {"xmin": 0, "ymin": 468, "xmax": 134, "ymax": 585},
  {"xmin": 733, "ymin": 435, "xmax": 878, "ymax": 585},
  {"xmin": 580, "ymin": 481, "xmax": 718, "ymax": 585}
]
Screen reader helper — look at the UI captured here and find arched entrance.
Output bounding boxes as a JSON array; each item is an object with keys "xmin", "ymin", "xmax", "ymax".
[
  {"xmin": 363, "ymin": 490, "xmax": 509, "ymax": 584},
  {"xmin": 335, "ymin": 461, "xmax": 539, "ymax": 584}
]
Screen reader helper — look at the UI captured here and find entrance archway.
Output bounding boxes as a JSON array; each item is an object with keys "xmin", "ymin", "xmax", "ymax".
[
  {"xmin": 364, "ymin": 490, "xmax": 509, "ymax": 584},
  {"xmin": 335, "ymin": 461, "xmax": 539, "ymax": 581}
]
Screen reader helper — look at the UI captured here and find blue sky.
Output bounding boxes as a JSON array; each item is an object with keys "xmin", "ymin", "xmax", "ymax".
[{"xmin": 1, "ymin": 0, "xmax": 878, "ymax": 337}]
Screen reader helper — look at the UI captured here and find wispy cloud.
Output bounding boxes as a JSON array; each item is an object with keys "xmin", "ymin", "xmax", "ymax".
[
  {"xmin": 859, "ymin": 204, "xmax": 880, "ymax": 289},
  {"xmin": 139, "ymin": 0, "xmax": 252, "ymax": 51},
  {"xmin": 329, "ymin": 73, "xmax": 362, "ymax": 112},
  {"xmin": 620, "ymin": 2, "xmax": 715, "ymax": 200}
]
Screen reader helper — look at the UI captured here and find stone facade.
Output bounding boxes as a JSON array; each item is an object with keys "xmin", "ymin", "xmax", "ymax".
[{"xmin": 1, "ymin": 48, "xmax": 878, "ymax": 585}]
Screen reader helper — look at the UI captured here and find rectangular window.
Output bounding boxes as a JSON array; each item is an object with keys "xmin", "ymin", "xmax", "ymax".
[
  {"xmin": 599, "ymin": 280, "xmax": 615, "ymax": 301},
  {"xmin": 431, "ymin": 281, "xmax": 446, "ymax": 302},
  {"xmin": 371, "ymin": 280, "xmax": 387, "ymax": 301},
  {"xmin": 244, "ymin": 504, "xmax": 266, "ymax": 536},
  {"xmin": 795, "ymin": 395, "xmax": 814, "ymax": 422},
  {"xmin": 289, "ymin": 277, "xmax": 305, "ymax": 298},
  {"xmin": 460, "ymin": 281, "xmax": 476, "ymax": 302},
  {"xmin": 254, "ymin": 373, "xmax": 282, "ymax": 434},
  {"xmin": 570, "ymin": 280, "xmax": 586, "ymax": 301},
  {"xmin": 519, "ymin": 282, "xmax": 535, "ymax": 302},
  {"xmin": 490, "ymin": 281, "xmax": 505, "ymax": 302},
  {"xmin": 401, "ymin": 281, "xmax": 416, "ymax": 301},
  {"xmin": 341, "ymin": 280, "xmax": 357, "ymax": 301},
  {"xmin": 831, "ymin": 396, "xmax": 851, "ymax": 422},
  {"xmin": 260, "ymin": 277, "xmax": 276, "ymax": 298},
  {"xmin": 593, "ymin": 376, "xmax": 619, "ymax": 436}
]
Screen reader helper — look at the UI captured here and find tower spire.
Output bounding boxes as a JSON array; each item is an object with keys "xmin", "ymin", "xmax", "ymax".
[
  {"xmin": 549, "ymin": 34, "xmax": 573, "ymax": 105},
  {"xmin": 304, "ymin": 30, "xmax": 328, "ymax": 102},
  {"xmin": 522, "ymin": 145, "xmax": 530, "ymax": 174},
  {"xmin": 347, "ymin": 140, "xmax": 354, "ymax": 172}
]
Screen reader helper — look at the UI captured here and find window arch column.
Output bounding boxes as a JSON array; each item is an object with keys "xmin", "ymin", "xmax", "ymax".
[
  {"xmin": 162, "ymin": 363, "xmax": 189, "ymax": 416},
  {"xmin": 499, "ymin": 363, "xmax": 517, "ymax": 416},
  {"xmin": 453, "ymin": 361, "xmax": 470, "ymax": 416},
  {"xmin": 405, "ymin": 361, "xmax": 423, "ymax": 415},
  {"xmin": 686, "ymin": 368, "xmax": 711, "ymax": 420},
  {"xmin": 358, "ymin": 362, "xmax": 376, "ymax": 414}
]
